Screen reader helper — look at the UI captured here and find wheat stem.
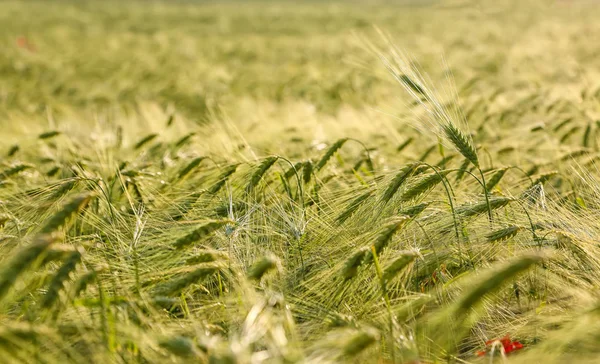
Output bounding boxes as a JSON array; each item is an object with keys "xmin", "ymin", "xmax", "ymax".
[{"xmin": 370, "ymin": 245, "xmax": 395, "ymax": 364}]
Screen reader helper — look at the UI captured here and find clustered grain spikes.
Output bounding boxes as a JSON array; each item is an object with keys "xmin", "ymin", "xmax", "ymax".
[
  {"xmin": 185, "ymin": 249, "xmax": 229, "ymax": 265},
  {"xmin": 400, "ymin": 170, "xmax": 451, "ymax": 201},
  {"xmin": 336, "ymin": 190, "xmax": 373, "ymax": 225},
  {"xmin": 38, "ymin": 131, "xmax": 61, "ymax": 139},
  {"xmin": 0, "ymin": 163, "xmax": 33, "ymax": 181},
  {"xmin": 382, "ymin": 251, "xmax": 418, "ymax": 283},
  {"xmin": 39, "ymin": 192, "xmax": 94, "ymax": 234},
  {"xmin": 174, "ymin": 132, "xmax": 196, "ymax": 148},
  {"xmin": 284, "ymin": 161, "xmax": 304, "ymax": 180},
  {"xmin": 4, "ymin": 12, "xmax": 600, "ymax": 363},
  {"xmin": 315, "ymin": 138, "xmax": 349, "ymax": 171},
  {"xmin": 47, "ymin": 179, "xmax": 78, "ymax": 200},
  {"xmin": 247, "ymin": 156, "xmax": 279, "ymax": 193},
  {"xmin": 0, "ymin": 234, "xmax": 59, "ymax": 301},
  {"xmin": 553, "ymin": 230, "xmax": 592, "ymax": 264},
  {"xmin": 486, "ymin": 225, "xmax": 522, "ymax": 243},
  {"xmin": 172, "ymin": 220, "xmax": 230, "ymax": 249},
  {"xmin": 208, "ymin": 164, "xmax": 239, "ymax": 194},
  {"xmin": 456, "ymin": 196, "xmax": 512, "ymax": 218},
  {"xmin": 153, "ymin": 262, "xmax": 224, "ymax": 296},
  {"xmin": 171, "ymin": 191, "xmax": 204, "ymax": 220},
  {"xmin": 380, "ymin": 162, "xmax": 421, "ymax": 204},
  {"xmin": 341, "ymin": 247, "xmax": 369, "ymax": 281},
  {"xmin": 247, "ymin": 254, "xmax": 280, "ymax": 281},
  {"xmin": 454, "ymin": 255, "xmax": 542, "ymax": 316},
  {"xmin": 441, "ymin": 123, "xmax": 479, "ymax": 167},
  {"xmin": 133, "ymin": 133, "xmax": 158, "ymax": 149},
  {"xmin": 530, "ymin": 171, "xmax": 558, "ymax": 187},
  {"xmin": 485, "ymin": 167, "xmax": 509, "ymax": 192},
  {"xmin": 42, "ymin": 248, "xmax": 83, "ymax": 309},
  {"xmin": 365, "ymin": 217, "xmax": 409, "ymax": 261},
  {"xmin": 398, "ymin": 74, "xmax": 427, "ymax": 97},
  {"xmin": 177, "ymin": 156, "xmax": 207, "ymax": 179},
  {"xmin": 398, "ymin": 202, "xmax": 430, "ymax": 218}
]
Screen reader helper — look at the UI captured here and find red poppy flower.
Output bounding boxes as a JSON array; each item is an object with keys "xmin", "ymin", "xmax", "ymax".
[
  {"xmin": 16, "ymin": 36, "xmax": 36, "ymax": 52},
  {"xmin": 476, "ymin": 335, "xmax": 524, "ymax": 356}
]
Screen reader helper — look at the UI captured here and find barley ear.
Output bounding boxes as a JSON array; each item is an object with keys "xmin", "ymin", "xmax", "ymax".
[
  {"xmin": 400, "ymin": 171, "xmax": 450, "ymax": 201},
  {"xmin": 134, "ymin": 133, "xmax": 158, "ymax": 150},
  {"xmin": 0, "ymin": 163, "xmax": 34, "ymax": 181},
  {"xmin": 380, "ymin": 162, "xmax": 421, "ymax": 204},
  {"xmin": 485, "ymin": 167, "xmax": 508, "ymax": 192},
  {"xmin": 248, "ymin": 254, "xmax": 281, "ymax": 281},
  {"xmin": 455, "ymin": 196, "xmax": 512, "ymax": 218},
  {"xmin": 303, "ymin": 160, "xmax": 313, "ymax": 184},
  {"xmin": 315, "ymin": 138, "xmax": 349, "ymax": 171},
  {"xmin": 173, "ymin": 220, "xmax": 230, "ymax": 250},
  {"xmin": 341, "ymin": 247, "xmax": 369, "ymax": 281},
  {"xmin": 40, "ymin": 192, "xmax": 94, "ymax": 234},
  {"xmin": 396, "ymin": 137, "xmax": 413, "ymax": 152},
  {"xmin": 336, "ymin": 190, "xmax": 373, "ymax": 225},
  {"xmin": 7, "ymin": 145, "xmax": 19, "ymax": 157},
  {"xmin": 177, "ymin": 156, "xmax": 207, "ymax": 179},
  {"xmin": 153, "ymin": 262, "xmax": 224, "ymax": 296},
  {"xmin": 441, "ymin": 123, "xmax": 479, "ymax": 167},
  {"xmin": 0, "ymin": 234, "xmax": 59, "ymax": 301},
  {"xmin": 340, "ymin": 328, "xmax": 380, "ymax": 357},
  {"xmin": 365, "ymin": 216, "xmax": 409, "ymax": 262},
  {"xmin": 39, "ymin": 131, "xmax": 61, "ymax": 140},
  {"xmin": 208, "ymin": 164, "xmax": 239, "ymax": 194},
  {"xmin": 486, "ymin": 225, "xmax": 522, "ymax": 243},
  {"xmin": 382, "ymin": 251, "xmax": 418, "ymax": 283},
  {"xmin": 247, "ymin": 156, "xmax": 279, "ymax": 193},
  {"xmin": 174, "ymin": 132, "xmax": 196, "ymax": 149},
  {"xmin": 454, "ymin": 254, "xmax": 542, "ymax": 317},
  {"xmin": 398, "ymin": 202, "xmax": 430, "ymax": 218},
  {"xmin": 399, "ymin": 74, "xmax": 427, "ymax": 97},
  {"xmin": 186, "ymin": 249, "xmax": 229, "ymax": 265},
  {"xmin": 42, "ymin": 248, "xmax": 83, "ymax": 309}
]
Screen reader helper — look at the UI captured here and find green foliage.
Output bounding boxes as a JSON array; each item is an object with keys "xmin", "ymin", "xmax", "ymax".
[{"xmin": 1, "ymin": 1, "xmax": 600, "ymax": 363}]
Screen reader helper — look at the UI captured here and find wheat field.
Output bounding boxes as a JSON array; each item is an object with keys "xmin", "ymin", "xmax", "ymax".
[{"xmin": 2, "ymin": 0, "xmax": 600, "ymax": 363}]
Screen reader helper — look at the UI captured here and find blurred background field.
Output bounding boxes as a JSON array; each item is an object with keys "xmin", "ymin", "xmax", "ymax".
[{"xmin": 2, "ymin": 0, "xmax": 600, "ymax": 363}]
